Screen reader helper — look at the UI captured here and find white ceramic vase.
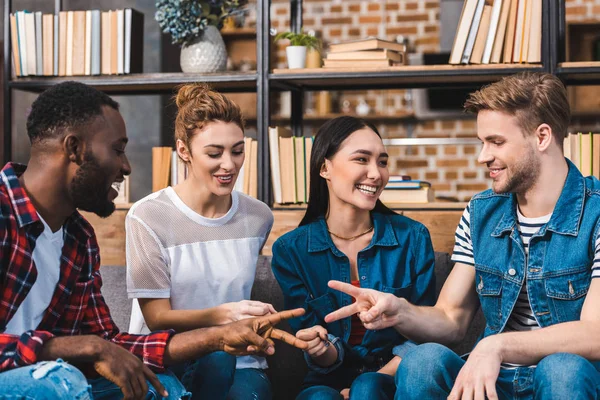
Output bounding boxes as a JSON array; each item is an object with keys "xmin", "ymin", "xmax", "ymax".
[
  {"xmin": 286, "ymin": 46, "xmax": 307, "ymax": 69},
  {"xmin": 180, "ymin": 26, "xmax": 227, "ymax": 73}
]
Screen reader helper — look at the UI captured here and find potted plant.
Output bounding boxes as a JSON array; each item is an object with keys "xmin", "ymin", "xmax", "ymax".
[
  {"xmin": 155, "ymin": 0, "xmax": 248, "ymax": 73},
  {"xmin": 275, "ymin": 31, "xmax": 321, "ymax": 69}
]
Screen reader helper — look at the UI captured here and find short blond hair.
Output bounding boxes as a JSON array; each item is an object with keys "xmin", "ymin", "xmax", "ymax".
[
  {"xmin": 173, "ymin": 83, "xmax": 244, "ymax": 153},
  {"xmin": 464, "ymin": 72, "xmax": 570, "ymax": 145}
]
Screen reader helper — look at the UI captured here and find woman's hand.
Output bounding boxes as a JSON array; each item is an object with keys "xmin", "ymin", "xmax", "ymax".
[
  {"xmin": 220, "ymin": 300, "xmax": 277, "ymax": 324},
  {"xmin": 295, "ymin": 325, "xmax": 331, "ymax": 358}
]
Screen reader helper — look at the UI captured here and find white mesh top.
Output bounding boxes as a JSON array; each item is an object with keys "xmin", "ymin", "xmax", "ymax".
[{"xmin": 126, "ymin": 187, "xmax": 274, "ymax": 369}]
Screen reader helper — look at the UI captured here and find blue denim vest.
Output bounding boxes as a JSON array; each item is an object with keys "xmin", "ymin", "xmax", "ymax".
[{"xmin": 470, "ymin": 160, "xmax": 600, "ymax": 338}]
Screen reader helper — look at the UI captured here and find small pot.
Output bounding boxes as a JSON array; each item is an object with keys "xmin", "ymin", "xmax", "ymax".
[{"xmin": 286, "ymin": 46, "xmax": 307, "ymax": 69}]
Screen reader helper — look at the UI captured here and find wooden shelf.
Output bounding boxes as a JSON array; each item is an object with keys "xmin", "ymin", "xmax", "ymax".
[
  {"xmin": 8, "ymin": 72, "xmax": 258, "ymax": 94},
  {"xmin": 270, "ymin": 64, "xmax": 544, "ymax": 90},
  {"xmin": 272, "ymin": 202, "xmax": 467, "ymax": 211},
  {"xmin": 245, "ymin": 111, "xmax": 415, "ymax": 124},
  {"xmin": 557, "ymin": 62, "xmax": 600, "ymax": 85}
]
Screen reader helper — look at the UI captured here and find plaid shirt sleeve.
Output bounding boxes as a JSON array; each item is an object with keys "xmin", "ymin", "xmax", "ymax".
[{"xmin": 80, "ymin": 236, "xmax": 175, "ymax": 372}]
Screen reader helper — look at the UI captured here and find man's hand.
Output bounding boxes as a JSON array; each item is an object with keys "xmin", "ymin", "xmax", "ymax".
[
  {"xmin": 218, "ymin": 308, "xmax": 309, "ymax": 356},
  {"xmin": 94, "ymin": 339, "xmax": 167, "ymax": 400},
  {"xmin": 219, "ymin": 300, "xmax": 277, "ymax": 324},
  {"xmin": 448, "ymin": 337, "xmax": 502, "ymax": 400},
  {"xmin": 340, "ymin": 388, "xmax": 350, "ymax": 399},
  {"xmin": 324, "ymin": 280, "xmax": 403, "ymax": 330},
  {"xmin": 296, "ymin": 325, "xmax": 330, "ymax": 358}
]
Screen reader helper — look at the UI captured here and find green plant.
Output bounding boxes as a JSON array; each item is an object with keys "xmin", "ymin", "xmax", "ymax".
[
  {"xmin": 156, "ymin": 0, "xmax": 248, "ymax": 45},
  {"xmin": 274, "ymin": 31, "xmax": 321, "ymax": 50}
]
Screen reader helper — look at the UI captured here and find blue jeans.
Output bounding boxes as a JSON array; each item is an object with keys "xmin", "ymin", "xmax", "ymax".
[
  {"xmin": 395, "ymin": 343, "xmax": 600, "ymax": 400},
  {"xmin": 0, "ymin": 359, "xmax": 190, "ymax": 399},
  {"xmin": 297, "ymin": 364, "xmax": 395, "ymax": 400},
  {"xmin": 172, "ymin": 351, "xmax": 272, "ymax": 400}
]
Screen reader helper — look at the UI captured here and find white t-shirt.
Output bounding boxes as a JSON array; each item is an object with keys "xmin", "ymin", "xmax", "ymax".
[
  {"xmin": 126, "ymin": 188, "xmax": 273, "ymax": 369},
  {"xmin": 5, "ymin": 214, "xmax": 63, "ymax": 334}
]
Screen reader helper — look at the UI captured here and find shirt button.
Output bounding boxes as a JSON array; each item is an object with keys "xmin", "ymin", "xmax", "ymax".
[
  {"xmin": 361, "ymin": 276, "xmax": 366, "ymax": 280},
  {"xmin": 508, "ymin": 268, "xmax": 516, "ymax": 276}
]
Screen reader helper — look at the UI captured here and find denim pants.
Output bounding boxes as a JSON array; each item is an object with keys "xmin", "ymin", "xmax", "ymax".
[
  {"xmin": 296, "ymin": 356, "xmax": 395, "ymax": 400},
  {"xmin": 171, "ymin": 351, "xmax": 272, "ymax": 400},
  {"xmin": 395, "ymin": 343, "xmax": 600, "ymax": 400},
  {"xmin": 0, "ymin": 359, "xmax": 190, "ymax": 399}
]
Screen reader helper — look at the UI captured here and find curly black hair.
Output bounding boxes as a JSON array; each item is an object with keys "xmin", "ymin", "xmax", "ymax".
[{"xmin": 26, "ymin": 81, "xmax": 119, "ymax": 145}]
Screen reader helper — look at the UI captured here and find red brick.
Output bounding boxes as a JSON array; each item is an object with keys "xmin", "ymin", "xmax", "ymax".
[
  {"xmin": 359, "ymin": 16, "xmax": 382, "ymax": 24},
  {"xmin": 463, "ymin": 171, "xmax": 477, "ymax": 179},
  {"xmin": 397, "ymin": 13, "xmax": 430, "ymax": 22},
  {"xmin": 424, "ymin": 146, "xmax": 438, "ymax": 156},
  {"xmin": 437, "ymin": 159, "xmax": 469, "ymax": 167},
  {"xmin": 329, "ymin": 28, "xmax": 342, "ymax": 37},
  {"xmin": 457, "ymin": 183, "xmax": 489, "ymax": 191},
  {"xmin": 420, "ymin": 121, "xmax": 436, "ymax": 130},
  {"xmin": 445, "ymin": 146, "xmax": 458, "ymax": 155},
  {"xmin": 322, "ymin": 17, "xmax": 353, "ymax": 25},
  {"xmin": 367, "ymin": 27, "xmax": 379, "ymax": 36},
  {"xmin": 386, "ymin": 26, "xmax": 418, "ymax": 35},
  {"xmin": 425, "ymin": 25, "xmax": 439, "ymax": 34},
  {"xmin": 415, "ymin": 36, "xmax": 439, "ymax": 46},
  {"xmin": 385, "ymin": 3, "xmax": 399, "ymax": 11},
  {"xmin": 348, "ymin": 28, "xmax": 360, "ymax": 36},
  {"xmin": 462, "ymin": 120, "xmax": 477, "ymax": 129},
  {"xmin": 565, "ymin": 5, "xmax": 588, "ymax": 16},
  {"xmin": 425, "ymin": 2, "xmax": 438, "ymax": 9},
  {"xmin": 349, "ymin": 4, "xmax": 360, "ymax": 12},
  {"xmin": 330, "ymin": 5, "xmax": 342, "ymax": 13},
  {"xmin": 406, "ymin": 3, "xmax": 419, "ymax": 11},
  {"xmin": 367, "ymin": 3, "xmax": 380, "ymax": 12},
  {"xmin": 464, "ymin": 146, "xmax": 478, "ymax": 155},
  {"xmin": 425, "ymin": 171, "xmax": 439, "ymax": 180},
  {"xmin": 432, "ymin": 183, "xmax": 451, "ymax": 191},
  {"xmin": 275, "ymin": 8, "xmax": 287, "ymax": 15},
  {"xmin": 446, "ymin": 171, "xmax": 458, "ymax": 180},
  {"xmin": 441, "ymin": 121, "xmax": 456, "ymax": 130},
  {"xmin": 396, "ymin": 159, "xmax": 429, "ymax": 168}
]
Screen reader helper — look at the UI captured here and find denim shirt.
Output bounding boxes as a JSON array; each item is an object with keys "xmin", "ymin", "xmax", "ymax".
[
  {"xmin": 470, "ymin": 159, "xmax": 600, "ymax": 339},
  {"xmin": 271, "ymin": 212, "xmax": 436, "ymax": 373}
]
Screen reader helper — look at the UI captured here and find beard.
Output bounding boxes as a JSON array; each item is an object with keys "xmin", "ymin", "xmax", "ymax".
[
  {"xmin": 492, "ymin": 145, "xmax": 540, "ymax": 194},
  {"xmin": 70, "ymin": 151, "xmax": 116, "ymax": 218}
]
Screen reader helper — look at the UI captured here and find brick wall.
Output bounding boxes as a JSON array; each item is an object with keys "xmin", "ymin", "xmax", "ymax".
[{"xmin": 249, "ymin": 0, "xmax": 600, "ymax": 201}]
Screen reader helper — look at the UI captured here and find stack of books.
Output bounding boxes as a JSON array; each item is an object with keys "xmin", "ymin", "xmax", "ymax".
[
  {"xmin": 379, "ymin": 178, "xmax": 435, "ymax": 204},
  {"xmin": 323, "ymin": 37, "xmax": 407, "ymax": 68},
  {"xmin": 564, "ymin": 132, "xmax": 600, "ymax": 179},
  {"xmin": 449, "ymin": 0, "xmax": 542, "ymax": 65},
  {"xmin": 9, "ymin": 9, "xmax": 143, "ymax": 77},
  {"xmin": 269, "ymin": 127, "xmax": 313, "ymax": 204}
]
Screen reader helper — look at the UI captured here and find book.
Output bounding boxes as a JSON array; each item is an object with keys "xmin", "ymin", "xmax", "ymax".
[
  {"xmin": 124, "ymin": 9, "xmax": 144, "ymax": 73},
  {"xmin": 326, "ymin": 49, "xmax": 403, "ymax": 63},
  {"xmin": 461, "ymin": 0, "xmax": 486, "ymax": 64},
  {"xmin": 84, "ymin": 10, "xmax": 92, "ymax": 75},
  {"xmin": 593, "ymin": 133, "xmax": 600, "ymax": 179},
  {"xmin": 449, "ymin": 0, "xmax": 480, "ymax": 64},
  {"xmin": 53, "ymin": 14, "xmax": 58, "ymax": 75},
  {"xmin": 490, "ymin": 0, "xmax": 512, "ymax": 64},
  {"xmin": 503, "ymin": 0, "xmax": 519, "ymax": 62},
  {"xmin": 9, "ymin": 14, "xmax": 22, "ymax": 77},
  {"xmin": 323, "ymin": 59, "xmax": 394, "ymax": 68},
  {"xmin": 25, "ymin": 11, "xmax": 36, "ymax": 75},
  {"xmin": 72, "ymin": 11, "xmax": 86, "ymax": 76},
  {"xmin": 35, "ymin": 12, "xmax": 43, "ymax": 75},
  {"xmin": 278, "ymin": 131, "xmax": 296, "ymax": 203},
  {"xmin": 243, "ymin": 137, "xmax": 253, "ymax": 194},
  {"xmin": 304, "ymin": 137, "xmax": 313, "ymax": 201},
  {"xmin": 512, "ymin": 0, "xmax": 525, "ymax": 63},
  {"xmin": 110, "ymin": 10, "xmax": 118, "ymax": 75},
  {"xmin": 526, "ymin": 0, "xmax": 542, "ymax": 63},
  {"xmin": 65, "ymin": 11, "xmax": 73, "ymax": 76},
  {"xmin": 58, "ymin": 11, "xmax": 67, "ymax": 76},
  {"xmin": 268, "ymin": 126, "xmax": 283, "ymax": 204},
  {"xmin": 152, "ymin": 147, "xmax": 172, "ymax": 192},
  {"xmin": 379, "ymin": 187, "xmax": 435, "ymax": 204},
  {"xmin": 569, "ymin": 132, "xmax": 580, "ymax": 171},
  {"xmin": 329, "ymin": 37, "xmax": 406, "ymax": 54},
  {"xmin": 482, "ymin": 0, "xmax": 504, "ymax": 64},
  {"xmin": 42, "ymin": 14, "xmax": 54, "ymax": 76},
  {"xmin": 91, "ymin": 10, "xmax": 101, "ymax": 75},
  {"xmin": 470, "ymin": 2, "xmax": 493, "ymax": 64},
  {"xmin": 294, "ymin": 136, "xmax": 306, "ymax": 203},
  {"xmin": 249, "ymin": 139, "xmax": 258, "ymax": 198},
  {"xmin": 580, "ymin": 132, "xmax": 593, "ymax": 176},
  {"xmin": 101, "ymin": 11, "xmax": 111, "ymax": 75},
  {"xmin": 16, "ymin": 11, "xmax": 28, "ymax": 76},
  {"xmin": 385, "ymin": 180, "xmax": 431, "ymax": 189},
  {"xmin": 117, "ymin": 9, "xmax": 124, "ymax": 75},
  {"xmin": 520, "ymin": 0, "xmax": 533, "ymax": 63}
]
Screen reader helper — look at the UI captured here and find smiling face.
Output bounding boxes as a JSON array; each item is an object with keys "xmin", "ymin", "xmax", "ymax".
[
  {"xmin": 477, "ymin": 110, "xmax": 541, "ymax": 194},
  {"xmin": 70, "ymin": 106, "xmax": 131, "ymax": 217},
  {"xmin": 181, "ymin": 120, "xmax": 245, "ymax": 197},
  {"xmin": 321, "ymin": 127, "xmax": 389, "ymax": 211}
]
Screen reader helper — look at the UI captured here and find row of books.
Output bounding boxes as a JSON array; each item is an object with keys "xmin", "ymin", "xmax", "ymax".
[
  {"xmin": 269, "ymin": 127, "xmax": 312, "ymax": 204},
  {"xmin": 379, "ymin": 178, "xmax": 435, "ymax": 204},
  {"xmin": 323, "ymin": 38, "xmax": 407, "ymax": 69},
  {"xmin": 564, "ymin": 132, "xmax": 600, "ymax": 179},
  {"xmin": 151, "ymin": 140, "xmax": 259, "ymax": 198},
  {"xmin": 9, "ymin": 9, "xmax": 143, "ymax": 77},
  {"xmin": 450, "ymin": 0, "xmax": 542, "ymax": 65}
]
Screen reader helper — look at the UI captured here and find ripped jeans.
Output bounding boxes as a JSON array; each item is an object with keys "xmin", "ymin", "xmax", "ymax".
[{"xmin": 0, "ymin": 359, "xmax": 191, "ymax": 399}]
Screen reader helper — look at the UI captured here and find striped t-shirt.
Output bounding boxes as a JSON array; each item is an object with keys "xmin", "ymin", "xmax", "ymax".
[{"xmin": 452, "ymin": 202, "xmax": 600, "ymax": 366}]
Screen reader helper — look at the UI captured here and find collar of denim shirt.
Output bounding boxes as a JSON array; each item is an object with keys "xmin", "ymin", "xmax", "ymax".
[
  {"xmin": 489, "ymin": 158, "xmax": 585, "ymax": 239},
  {"xmin": 307, "ymin": 212, "xmax": 400, "ymax": 255}
]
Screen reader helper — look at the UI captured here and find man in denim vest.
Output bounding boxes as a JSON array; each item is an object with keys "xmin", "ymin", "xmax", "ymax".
[{"xmin": 325, "ymin": 72, "xmax": 600, "ymax": 399}]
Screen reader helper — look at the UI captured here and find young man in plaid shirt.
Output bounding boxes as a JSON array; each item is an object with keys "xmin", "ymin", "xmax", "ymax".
[{"xmin": 0, "ymin": 82, "xmax": 307, "ymax": 399}]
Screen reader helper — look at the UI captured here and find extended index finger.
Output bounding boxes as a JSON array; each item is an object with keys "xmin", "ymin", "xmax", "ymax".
[
  {"xmin": 328, "ymin": 280, "xmax": 363, "ymax": 298},
  {"xmin": 264, "ymin": 308, "xmax": 305, "ymax": 325},
  {"xmin": 270, "ymin": 328, "xmax": 309, "ymax": 350},
  {"xmin": 324, "ymin": 303, "xmax": 359, "ymax": 324}
]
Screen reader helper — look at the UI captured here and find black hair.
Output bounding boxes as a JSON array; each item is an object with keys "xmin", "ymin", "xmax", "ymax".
[
  {"xmin": 26, "ymin": 81, "xmax": 119, "ymax": 144},
  {"xmin": 299, "ymin": 115, "xmax": 396, "ymax": 227}
]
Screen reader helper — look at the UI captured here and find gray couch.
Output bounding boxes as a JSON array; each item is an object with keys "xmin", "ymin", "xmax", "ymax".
[{"xmin": 100, "ymin": 252, "xmax": 484, "ymax": 400}]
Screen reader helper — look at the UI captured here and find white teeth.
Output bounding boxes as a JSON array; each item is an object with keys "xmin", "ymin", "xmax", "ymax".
[
  {"xmin": 356, "ymin": 184, "xmax": 377, "ymax": 193},
  {"xmin": 217, "ymin": 175, "xmax": 232, "ymax": 182},
  {"xmin": 111, "ymin": 182, "xmax": 121, "ymax": 191}
]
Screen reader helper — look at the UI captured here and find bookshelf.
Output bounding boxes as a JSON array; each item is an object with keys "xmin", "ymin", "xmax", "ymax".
[{"xmin": 1, "ymin": 0, "xmax": 595, "ymax": 206}]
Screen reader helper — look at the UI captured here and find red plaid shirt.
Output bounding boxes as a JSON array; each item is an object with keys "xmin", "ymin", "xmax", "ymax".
[{"xmin": 0, "ymin": 163, "xmax": 174, "ymax": 372}]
